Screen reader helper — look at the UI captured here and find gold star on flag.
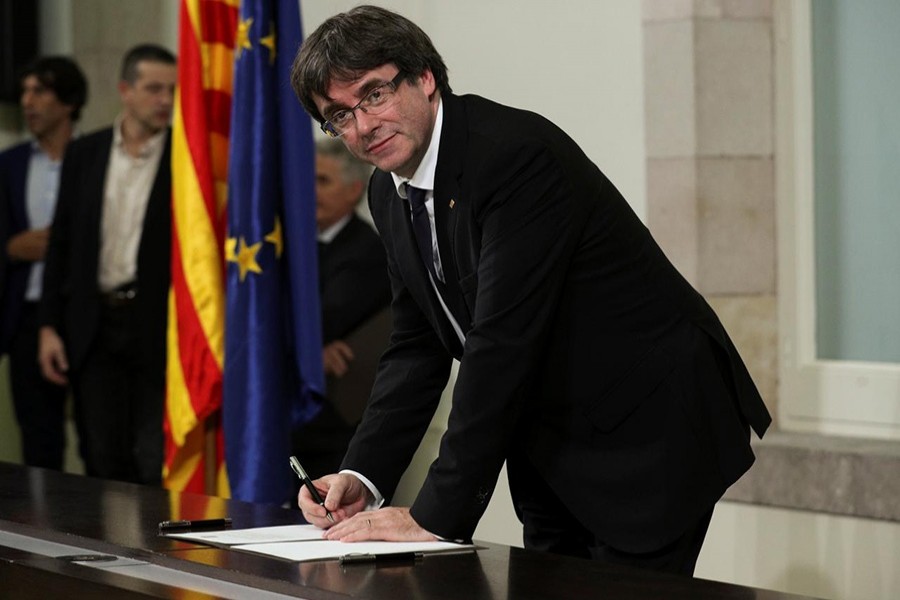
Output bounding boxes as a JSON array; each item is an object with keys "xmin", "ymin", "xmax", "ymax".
[
  {"xmin": 265, "ymin": 217, "xmax": 283, "ymax": 258},
  {"xmin": 234, "ymin": 236, "xmax": 263, "ymax": 281},
  {"xmin": 260, "ymin": 21, "xmax": 276, "ymax": 65},
  {"xmin": 235, "ymin": 17, "xmax": 253, "ymax": 59},
  {"xmin": 225, "ymin": 237, "xmax": 237, "ymax": 263}
]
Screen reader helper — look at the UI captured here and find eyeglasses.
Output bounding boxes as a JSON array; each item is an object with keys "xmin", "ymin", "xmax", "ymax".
[{"xmin": 320, "ymin": 71, "xmax": 406, "ymax": 138}]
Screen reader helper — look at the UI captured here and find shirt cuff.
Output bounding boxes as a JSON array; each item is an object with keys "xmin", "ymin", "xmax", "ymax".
[{"xmin": 340, "ymin": 469, "xmax": 385, "ymax": 510}]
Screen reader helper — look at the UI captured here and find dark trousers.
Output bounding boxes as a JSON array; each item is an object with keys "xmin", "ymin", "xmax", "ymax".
[
  {"xmin": 507, "ymin": 455, "xmax": 713, "ymax": 576},
  {"xmin": 9, "ymin": 302, "xmax": 68, "ymax": 470},
  {"xmin": 72, "ymin": 302, "xmax": 164, "ymax": 485}
]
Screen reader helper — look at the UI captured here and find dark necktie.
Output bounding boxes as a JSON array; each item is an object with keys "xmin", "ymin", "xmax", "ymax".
[{"xmin": 406, "ymin": 185, "xmax": 439, "ymax": 282}]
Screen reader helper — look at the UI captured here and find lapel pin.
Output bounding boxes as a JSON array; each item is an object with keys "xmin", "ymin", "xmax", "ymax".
[{"xmin": 449, "ymin": 199, "xmax": 455, "ymax": 209}]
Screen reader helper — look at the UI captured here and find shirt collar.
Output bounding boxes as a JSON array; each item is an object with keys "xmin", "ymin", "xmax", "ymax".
[
  {"xmin": 391, "ymin": 98, "xmax": 443, "ymax": 199},
  {"xmin": 318, "ymin": 213, "xmax": 352, "ymax": 243},
  {"xmin": 29, "ymin": 139, "xmax": 47, "ymax": 158},
  {"xmin": 112, "ymin": 113, "xmax": 167, "ymax": 157},
  {"xmin": 28, "ymin": 129, "xmax": 80, "ymax": 160}
]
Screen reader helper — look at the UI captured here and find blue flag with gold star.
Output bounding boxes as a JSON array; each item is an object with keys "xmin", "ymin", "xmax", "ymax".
[{"xmin": 224, "ymin": 0, "xmax": 323, "ymax": 504}]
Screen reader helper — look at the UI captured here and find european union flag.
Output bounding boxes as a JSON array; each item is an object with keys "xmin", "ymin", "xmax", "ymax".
[{"xmin": 224, "ymin": 0, "xmax": 324, "ymax": 504}]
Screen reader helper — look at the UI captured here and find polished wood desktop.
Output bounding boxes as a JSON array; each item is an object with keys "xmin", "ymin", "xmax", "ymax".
[{"xmin": 0, "ymin": 462, "xmax": 818, "ymax": 599}]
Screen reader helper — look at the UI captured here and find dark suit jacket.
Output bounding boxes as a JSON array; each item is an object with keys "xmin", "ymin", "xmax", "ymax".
[
  {"xmin": 38, "ymin": 128, "xmax": 171, "ymax": 377},
  {"xmin": 342, "ymin": 93, "xmax": 771, "ymax": 552},
  {"xmin": 318, "ymin": 214, "xmax": 391, "ymax": 424},
  {"xmin": 0, "ymin": 142, "xmax": 34, "ymax": 354},
  {"xmin": 319, "ymin": 214, "xmax": 390, "ymax": 344}
]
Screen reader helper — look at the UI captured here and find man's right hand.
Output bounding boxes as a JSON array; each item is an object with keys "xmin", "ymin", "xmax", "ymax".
[
  {"xmin": 38, "ymin": 326, "xmax": 69, "ymax": 386},
  {"xmin": 298, "ymin": 472, "xmax": 373, "ymax": 529},
  {"xmin": 6, "ymin": 228, "xmax": 49, "ymax": 262},
  {"xmin": 322, "ymin": 340, "xmax": 354, "ymax": 377}
]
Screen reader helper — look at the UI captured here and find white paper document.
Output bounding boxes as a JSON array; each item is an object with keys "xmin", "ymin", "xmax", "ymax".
[
  {"xmin": 163, "ymin": 524, "xmax": 324, "ymax": 547},
  {"xmin": 162, "ymin": 523, "xmax": 475, "ymax": 562},
  {"xmin": 238, "ymin": 539, "xmax": 473, "ymax": 562}
]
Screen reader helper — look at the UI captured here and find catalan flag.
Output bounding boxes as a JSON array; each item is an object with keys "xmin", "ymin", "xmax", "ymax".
[
  {"xmin": 163, "ymin": 0, "xmax": 238, "ymax": 495},
  {"xmin": 223, "ymin": 0, "xmax": 324, "ymax": 504}
]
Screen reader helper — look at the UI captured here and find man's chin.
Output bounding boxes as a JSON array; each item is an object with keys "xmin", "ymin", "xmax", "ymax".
[{"xmin": 368, "ymin": 154, "xmax": 412, "ymax": 177}]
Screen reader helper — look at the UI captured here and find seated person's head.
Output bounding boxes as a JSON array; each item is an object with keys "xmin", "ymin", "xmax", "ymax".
[{"xmin": 315, "ymin": 137, "xmax": 372, "ymax": 231}]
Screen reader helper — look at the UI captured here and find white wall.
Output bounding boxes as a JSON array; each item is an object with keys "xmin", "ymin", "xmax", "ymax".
[{"xmin": 697, "ymin": 501, "xmax": 900, "ymax": 600}]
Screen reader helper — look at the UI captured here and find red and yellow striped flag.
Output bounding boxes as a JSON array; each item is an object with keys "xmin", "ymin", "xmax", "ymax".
[{"xmin": 163, "ymin": 0, "xmax": 239, "ymax": 495}]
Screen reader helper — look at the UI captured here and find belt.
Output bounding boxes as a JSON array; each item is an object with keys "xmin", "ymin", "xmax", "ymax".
[{"xmin": 100, "ymin": 283, "xmax": 138, "ymax": 308}]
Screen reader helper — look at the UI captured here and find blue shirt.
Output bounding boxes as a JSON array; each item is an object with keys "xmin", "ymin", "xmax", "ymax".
[{"xmin": 24, "ymin": 143, "xmax": 62, "ymax": 301}]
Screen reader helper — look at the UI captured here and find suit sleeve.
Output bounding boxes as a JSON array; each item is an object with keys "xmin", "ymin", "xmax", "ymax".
[
  {"xmin": 339, "ymin": 212, "xmax": 454, "ymax": 504},
  {"xmin": 38, "ymin": 140, "xmax": 83, "ymax": 330},
  {"xmin": 409, "ymin": 139, "xmax": 593, "ymax": 540},
  {"xmin": 320, "ymin": 226, "xmax": 391, "ymax": 342},
  {"xmin": 0, "ymin": 179, "xmax": 9, "ymax": 300}
]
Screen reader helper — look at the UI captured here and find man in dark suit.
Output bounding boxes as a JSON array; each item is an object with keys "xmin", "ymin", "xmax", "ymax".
[
  {"xmin": 38, "ymin": 45, "xmax": 176, "ymax": 485},
  {"xmin": 291, "ymin": 138, "xmax": 390, "ymax": 479},
  {"xmin": 0, "ymin": 56, "xmax": 87, "ymax": 470},
  {"xmin": 290, "ymin": 6, "xmax": 771, "ymax": 575}
]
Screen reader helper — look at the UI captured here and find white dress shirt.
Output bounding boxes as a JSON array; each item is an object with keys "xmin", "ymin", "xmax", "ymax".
[{"xmin": 97, "ymin": 115, "xmax": 167, "ymax": 292}]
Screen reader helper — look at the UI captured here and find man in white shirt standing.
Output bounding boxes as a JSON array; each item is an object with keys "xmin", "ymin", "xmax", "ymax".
[
  {"xmin": 38, "ymin": 45, "xmax": 176, "ymax": 485},
  {"xmin": 0, "ymin": 56, "xmax": 87, "ymax": 470}
]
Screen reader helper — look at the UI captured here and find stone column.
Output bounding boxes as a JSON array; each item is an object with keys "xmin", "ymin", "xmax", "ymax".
[
  {"xmin": 70, "ymin": 0, "xmax": 177, "ymax": 132},
  {"xmin": 643, "ymin": 0, "xmax": 778, "ymax": 415}
]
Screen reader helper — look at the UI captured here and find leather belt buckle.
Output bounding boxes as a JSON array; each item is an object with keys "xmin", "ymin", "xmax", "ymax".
[{"xmin": 100, "ymin": 283, "xmax": 138, "ymax": 308}]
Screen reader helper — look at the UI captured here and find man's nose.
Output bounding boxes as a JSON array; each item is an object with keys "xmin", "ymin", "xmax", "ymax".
[
  {"xmin": 353, "ymin": 108, "xmax": 380, "ymax": 135},
  {"xmin": 160, "ymin": 87, "xmax": 175, "ymax": 107}
]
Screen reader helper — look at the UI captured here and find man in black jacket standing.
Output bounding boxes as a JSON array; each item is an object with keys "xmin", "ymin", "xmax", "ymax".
[
  {"xmin": 38, "ymin": 45, "xmax": 176, "ymax": 485},
  {"xmin": 291, "ymin": 6, "xmax": 770, "ymax": 575},
  {"xmin": 0, "ymin": 56, "xmax": 87, "ymax": 470}
]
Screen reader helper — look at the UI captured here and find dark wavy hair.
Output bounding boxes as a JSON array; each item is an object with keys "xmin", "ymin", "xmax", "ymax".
[
  {"xmin": 19, "ymin": 56, "xmax": 88, "ymax": 122},
  {"xmin": 290, "ymin": 5, "xmax": 451, "ymax": 123}
]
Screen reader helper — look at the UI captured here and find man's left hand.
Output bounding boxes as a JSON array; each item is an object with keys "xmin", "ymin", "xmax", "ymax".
[{"xmin": 322, "ymin": 507, "xmax": 437, "ymax": 543}]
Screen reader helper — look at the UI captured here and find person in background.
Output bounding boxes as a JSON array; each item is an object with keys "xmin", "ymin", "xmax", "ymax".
[
  {"xmin": 0, "ymin": 56, "xmax": 87, "ymax": 470},
  {"xmin": 290, "ymin": 5, "xmax": 771, "ymax": 576},
  {"xmin": 38, "ymin": 44, "xmax": 176, "ymax": 485},
  {"xmin": 292, "ymin": 137, "xmax": 391, "ymax": 480}
]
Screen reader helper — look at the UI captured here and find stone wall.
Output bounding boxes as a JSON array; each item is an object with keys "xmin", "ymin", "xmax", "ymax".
[{"xmin": 643, "ymin": 0, "xmax": 778, "ymax": 416}]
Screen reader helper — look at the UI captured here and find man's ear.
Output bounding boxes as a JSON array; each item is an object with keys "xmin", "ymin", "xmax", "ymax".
[
  {"xmin": 350, "ymin": 180, "xmax": 365, "ymax": 204},
  {"xmin": 419, "ymin": 69, "xmax": 436, "ymax": 98}
]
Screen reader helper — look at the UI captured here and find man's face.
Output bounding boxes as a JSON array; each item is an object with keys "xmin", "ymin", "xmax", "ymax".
[
  {"xmin": 20, "ymin": 75, "xmax": 74, "ymax": 139},
  {"xmin": 316, "ymin": 154, "xmax": 363, "ymax": 231},
  {"xmin": 120, "ymin": 61, "xmax": 177, "ymax": 134},
  {"xmin": 313, "ymin": 64, "xmax": 438, "ymax": 178}
]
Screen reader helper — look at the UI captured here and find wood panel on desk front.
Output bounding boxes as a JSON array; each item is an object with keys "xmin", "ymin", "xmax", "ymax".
[{"xmin": 0, "ymin": 462, "xmax": 821, "ymax": 600}]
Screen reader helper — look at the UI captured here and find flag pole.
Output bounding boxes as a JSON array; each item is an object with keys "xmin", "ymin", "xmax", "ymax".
[{"xmin": 204, "ymin": 413, "xmax": 218, "ymax": 494}]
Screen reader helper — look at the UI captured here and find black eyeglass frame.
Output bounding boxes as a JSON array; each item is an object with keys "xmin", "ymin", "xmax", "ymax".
[{"xmin": 320, "ymin": 71, "xmax": 406, "ymax": 138}]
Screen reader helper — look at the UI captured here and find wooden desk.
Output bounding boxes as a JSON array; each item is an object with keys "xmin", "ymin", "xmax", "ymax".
[{"xmin": 0, "ymin": 462, "xmax": 818, "ymax": 599}]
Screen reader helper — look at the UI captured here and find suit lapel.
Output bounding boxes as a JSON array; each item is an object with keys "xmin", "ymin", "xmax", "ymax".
[
  {"xmin": 389, "ymin": 186, "xmax": 464, "ymax": 356},
  {"xmin": 433, "ymin": 94, "xmax": 472, "ymax": 332},
  {"xmin": 139, "ymin": 131, "xmax": 172, "ymax": 263},
  {"xmin": 432, "ymin": 182, "xmax": 471, "ymax": 332},
  {"xmin": 87, "ymin": 130, "xmax": 115, "ymax": 257},
  {"xmin": 9, "ymin": 145, "xmax": 31, "ymax": 229}
]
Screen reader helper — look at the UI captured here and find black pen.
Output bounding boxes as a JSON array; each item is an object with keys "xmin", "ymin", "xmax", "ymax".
[
  {"xmin": 158, "ymin": 517, "xmax": 232, "ymax": 532},
  {"xmin": 289, "ymin": 455, "xmax": 335, "ymax": 523},
  {"xmin": 340, "ymin": 552, "xmax": 424, "ymax": 565}
]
